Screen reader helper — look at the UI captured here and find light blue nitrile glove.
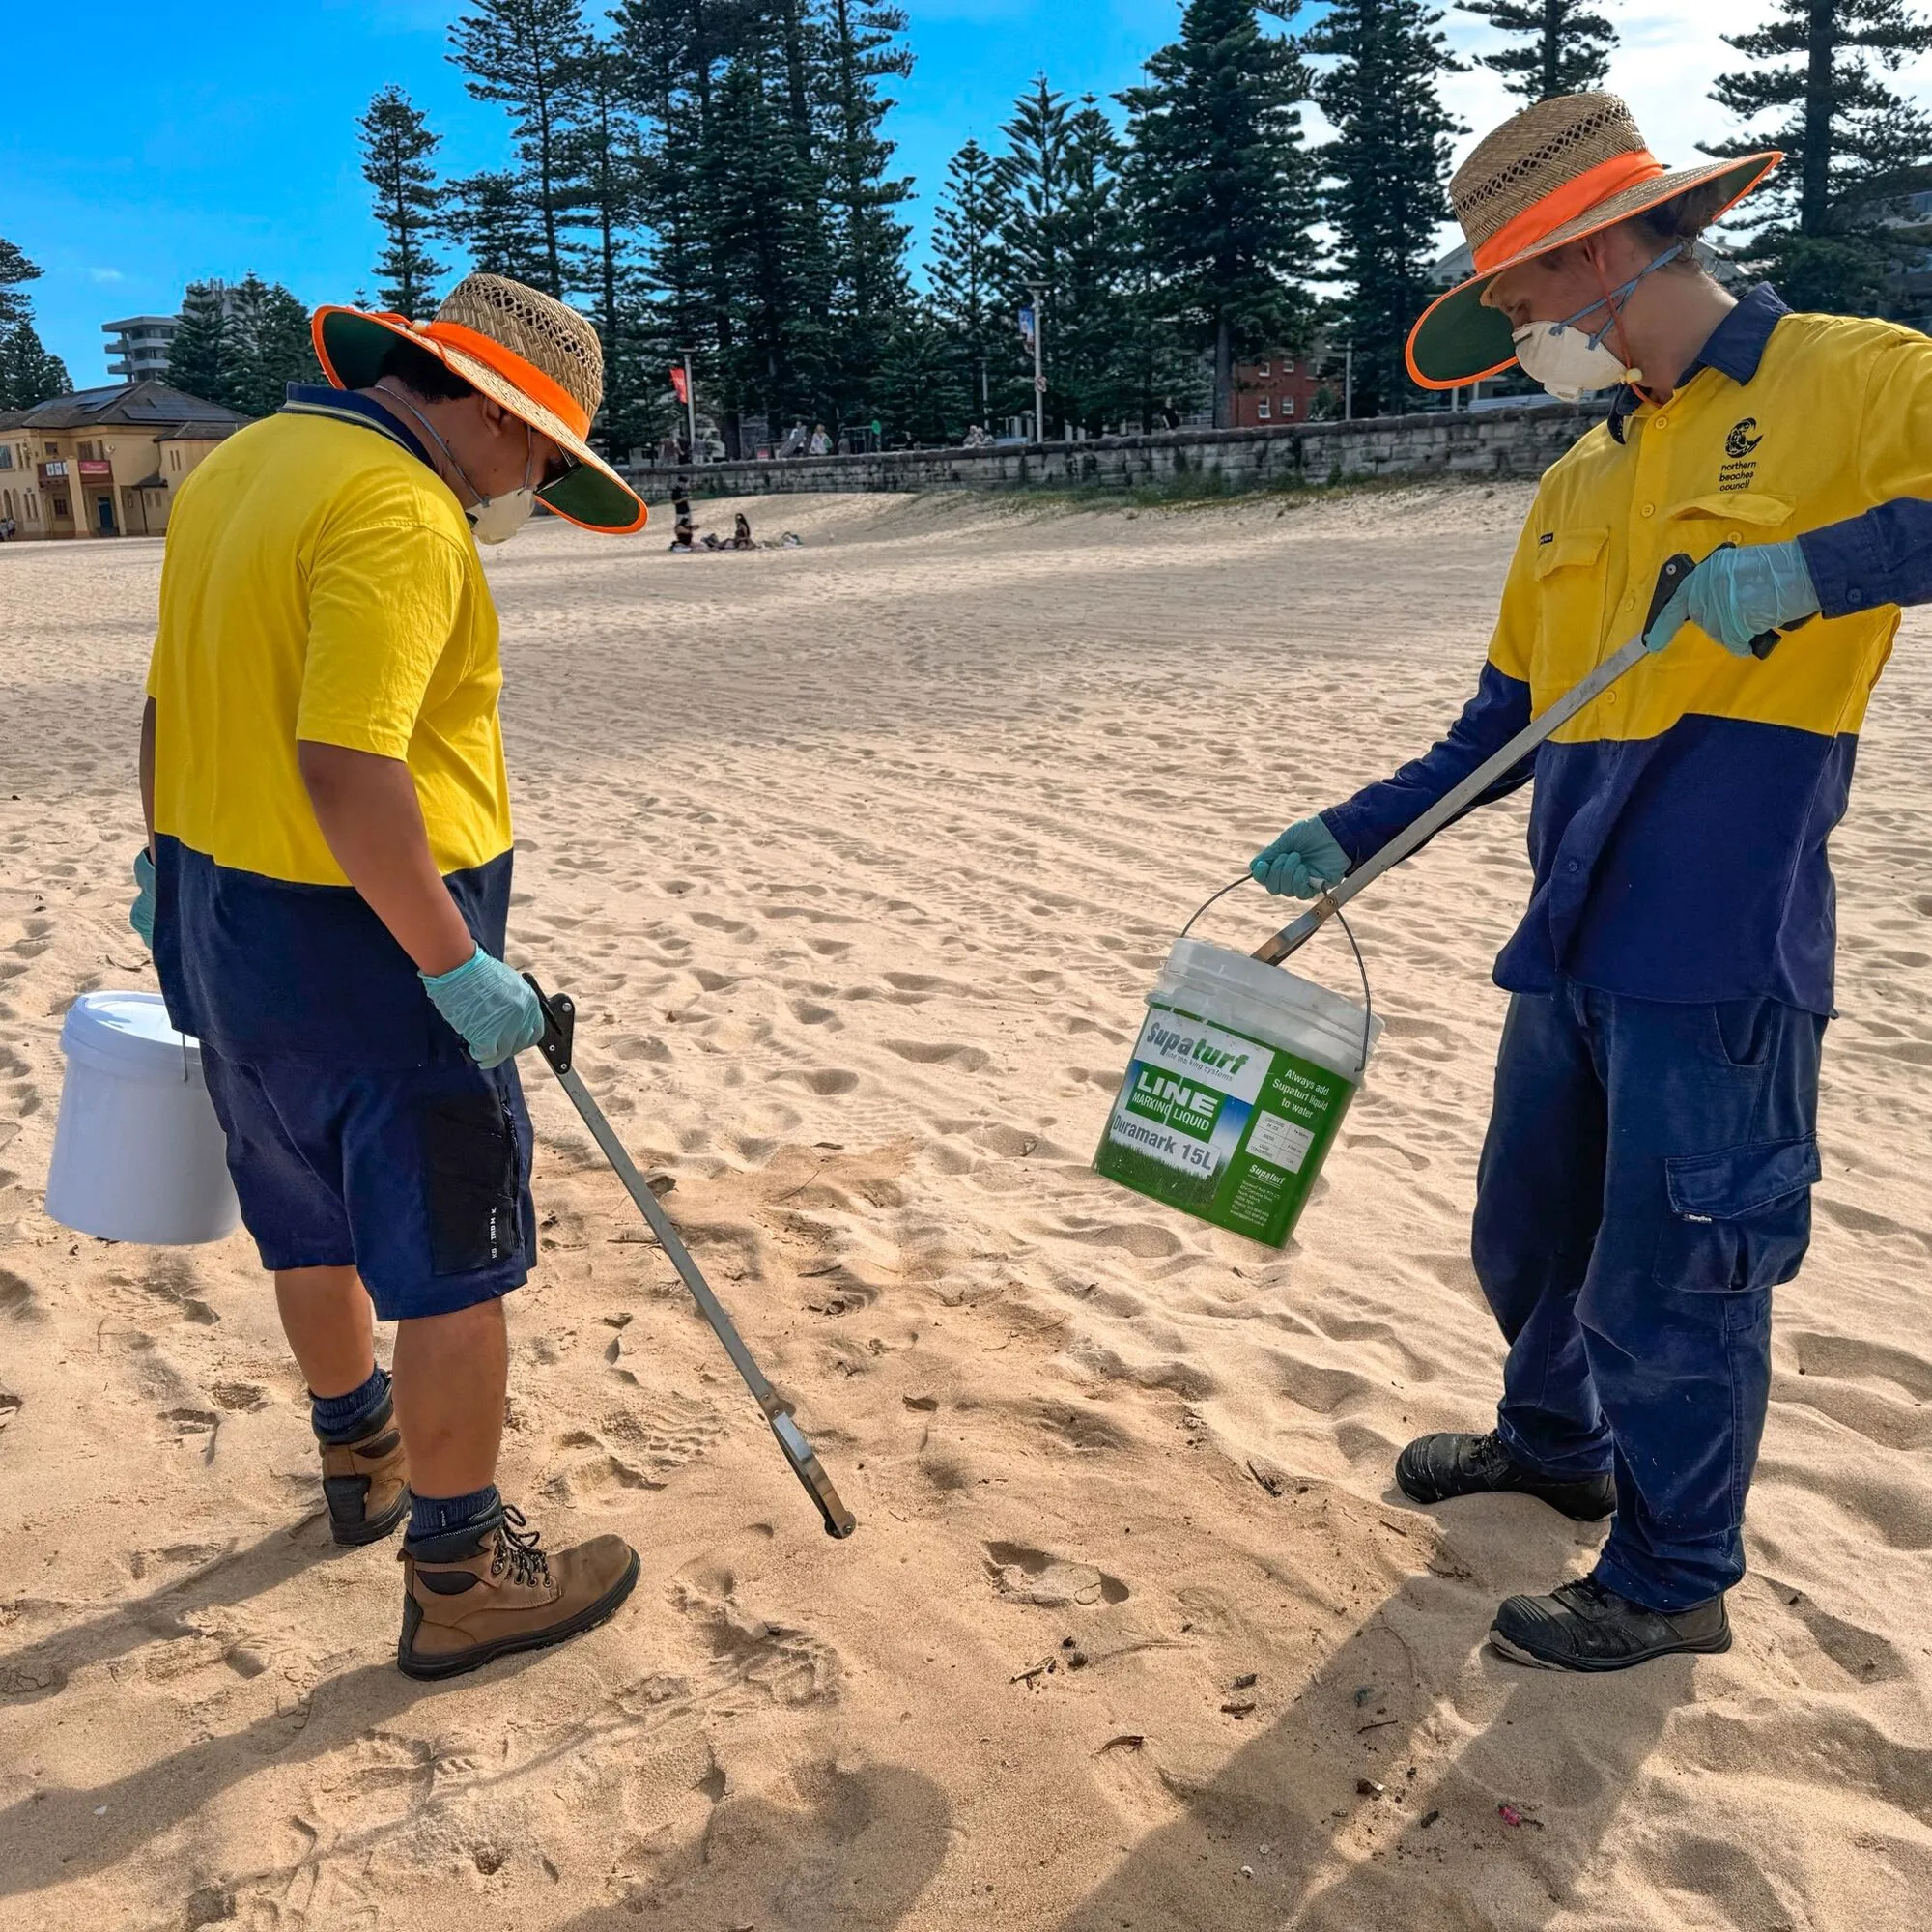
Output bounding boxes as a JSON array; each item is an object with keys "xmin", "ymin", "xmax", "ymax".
[
  {"xmin": 421, "ymin": 947, "xmax": 546, "ymax": 1069},
  {"xmin": 1643, "ymin": 540, "xmax": 1821, "ymax": 658},
  {"xmin": 1250, "ymin": 816, "xmax": 1351, "ymax": 899},
  {"xmin": 130, "ymin": 848, "xmax": 156, "ymax": 949}
]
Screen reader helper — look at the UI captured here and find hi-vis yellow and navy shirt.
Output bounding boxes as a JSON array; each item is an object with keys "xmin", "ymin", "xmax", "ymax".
[
  {"xmin": 1323, "ymin": 287, "xmax": 1925, "ymax": 1017},
  {"xmin": 147, "ymin": 386, "xmax": 515, "ymax": 1066}
]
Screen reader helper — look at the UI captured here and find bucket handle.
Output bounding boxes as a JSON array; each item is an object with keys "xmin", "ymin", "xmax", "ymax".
[{"xmin": 1179, "ymin": 875, "xmax": 1376, "ymax": 1077}]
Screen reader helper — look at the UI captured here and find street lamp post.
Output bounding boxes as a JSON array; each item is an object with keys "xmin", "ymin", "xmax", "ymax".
[
  {"xmin": 1026, "ymin": 280, "xmax": 1047, "ymax": 444},
  {"xmin": 677, "ymin": 347, "xmax": 698, "ymax": 460}
]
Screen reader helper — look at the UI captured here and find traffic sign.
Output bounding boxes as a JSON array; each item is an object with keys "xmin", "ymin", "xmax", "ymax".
[{"xmin": 1035, "ymin": 374, "xmax": 1048, "ymax": 393}]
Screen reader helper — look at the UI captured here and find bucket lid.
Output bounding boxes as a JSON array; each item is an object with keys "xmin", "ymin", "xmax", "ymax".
[
  {"xmin": 60, "ymin": 990, "xmax": 204, "ymax": 1075},
  {"xmin": 1162, "ymin": 938, "xmax": 1384, "ymax": 1068}
]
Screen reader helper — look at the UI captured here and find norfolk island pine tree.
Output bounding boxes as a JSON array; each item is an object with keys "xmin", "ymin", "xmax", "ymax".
[
  {"xmin": 449, "ymin": 0, "xmax": 593, "ymax": 298},
  {"xmin": 1457, "ymin": 0, "xmax": 1615, "ymax": 101},
  {"xmin": 1305, "ymin": 0, "xmax": 1465, "ymax": 419},
  {"xmin": 1121, "ymin": 0, "xmax": 1321, "ymax": 430},
  {"xmin": 1703, "ymin": 0, "xmax": 1932, "ymax": 316},
  {"xmin": 359, "ymin": 86, "xmax": 448, "ymax": 317}
]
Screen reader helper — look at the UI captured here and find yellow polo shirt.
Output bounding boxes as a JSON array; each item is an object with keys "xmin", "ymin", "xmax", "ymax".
[{"xmin": 147, "ymin": 395, "xmax": 512, "ymax": 886}]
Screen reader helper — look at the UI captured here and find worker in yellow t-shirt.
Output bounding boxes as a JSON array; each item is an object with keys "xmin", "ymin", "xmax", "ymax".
[{"xmin": 136, "ymin": 275, "xmax": 650, "ymax": 1681}]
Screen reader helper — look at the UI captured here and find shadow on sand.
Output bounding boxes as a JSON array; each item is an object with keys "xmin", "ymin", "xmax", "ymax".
[{"xmin": 1054, "ymin": 1566, "xmax": 1690, "ymax": 1930}]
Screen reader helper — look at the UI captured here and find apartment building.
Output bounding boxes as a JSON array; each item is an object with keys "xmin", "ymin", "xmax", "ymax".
[{"xmin": 102, "ymin": 314, "xmax": 181, "ymax": 383}]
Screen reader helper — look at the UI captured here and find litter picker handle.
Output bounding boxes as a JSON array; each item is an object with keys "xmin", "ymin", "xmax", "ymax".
[
  {"xmin": 1749, "ymin": 618, "xmax": 1810, "ymax": 659},
  {"xmin": 1251, "ymin": 552, "xmax": 1699, "ymax": 968},
  {"xmin": 522, "ymin": 975, "xmax": 856, "ymax": 1540}
]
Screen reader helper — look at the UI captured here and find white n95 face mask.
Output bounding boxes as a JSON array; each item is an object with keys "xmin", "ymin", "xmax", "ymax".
[
  {"xmin": 466, "ymin": 480, "xmax": 537, "ymax": 545},
  {"xmin": 460, "ymin": 419, "xmax": 539, "ymax": 544},
  {"xmin": 1510, "ymin": 241, "xmax": 1685, "ymax": 402},
  {"xmin": 1511, "ymin": 320, "xmax": 1634, "ymax": 404}
]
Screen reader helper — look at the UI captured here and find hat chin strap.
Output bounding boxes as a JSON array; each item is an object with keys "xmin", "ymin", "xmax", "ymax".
[{"xmin": 1582, "ymin": 238, "xmax": 1691, "ymax": 395}]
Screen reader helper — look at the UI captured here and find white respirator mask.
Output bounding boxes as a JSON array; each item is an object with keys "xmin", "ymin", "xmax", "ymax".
[
  {"xmin": 465, "ymin": 470, "xmax": 538, "ymax": 545},
  {"xmin": 1511, "ymin": 241, "xmax": 1684, "ymax": 403},
  {"xmin": 384, "ymin": 390, "xmax": 542, "ymax": 545}
]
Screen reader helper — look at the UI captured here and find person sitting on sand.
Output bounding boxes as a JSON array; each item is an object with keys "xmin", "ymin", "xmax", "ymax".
[
  {"xmin": 134, "ymin": 274, "xmax": 648, "ymax": 1681},
  {"xmin": 730, "ymin": 512, "xmax": 754, "ymax": 550},
  {"xmin": 1254, "ymin": 91, "xmax": 1932, "ymax": 1673},
  {"xmin": 669, "ymin": 485, "xmax": 696, "ymax": 551}
]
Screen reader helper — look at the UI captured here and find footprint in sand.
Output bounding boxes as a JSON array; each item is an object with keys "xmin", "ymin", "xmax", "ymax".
[
  {"xmin": 796, "ymin": 1263, "xmax": 880, "ymax": 1316},
  {"xmin": 1762, "ymin": 1577, "xmax": 1912, "ymax": 1686},
  {"xmin": 610, "ymin": 1032, "xmax": 672, "ymax": 1062},
  {"xmin": 0, "ymin": 1269, "xmax": 43, "ymax": 1322},
  {"xmin": 544, "ymin": 1432, "xmax": 663, "ymax": 1501},
  {"xmin": 128, "ymin": 1256, "xmax": 219, "ymax": 1326},
  {"xmin": 601, "ymin": 1391, "xmax": 728, "ymax": 1476},
  {"xmin": 776, "ymin": 1067, "xmax": 860, "ymax": 1096},
  {"xmin": 1051, "ymin": 1216, "xmax": 1187, "ymax": 1260},
  {"xmin": 669, "ymin": 1548, "xmax": 841, "ymax": 1707},
  {"xmin": 1024, "ymin": 1401, "xmax": 1133, "ymax": 1455},
  {"xmin": 885, "ymin": 1039, "xmax": 991, "ymax": 1071},
  {"xmin": 983, "ymin": 1540, "xmax": 1131, "ymax": 1608}
]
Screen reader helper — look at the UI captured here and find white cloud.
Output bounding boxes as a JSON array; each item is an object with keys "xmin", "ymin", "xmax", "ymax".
[{"xmin": 87, "ymin": 267, "xmax": 126, "ymax": 285}]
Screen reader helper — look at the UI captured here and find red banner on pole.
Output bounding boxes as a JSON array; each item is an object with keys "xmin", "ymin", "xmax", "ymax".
[{"xmin": 669, "ymin": 365, "xmax": 690, "ymax": 404}]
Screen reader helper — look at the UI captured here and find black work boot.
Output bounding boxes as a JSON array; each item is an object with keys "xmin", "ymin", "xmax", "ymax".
[
  {"xmin": 1395, "ymin": 1429, "xmax": 1615, "ymax": 1521},
  {"xmin": 318, "ymin": 1391, "xmax": 412, "ymax": 1547},
  {"xmin": 1490, "ymin": 1577, "xmax": 1731, "ymax": 1672}
]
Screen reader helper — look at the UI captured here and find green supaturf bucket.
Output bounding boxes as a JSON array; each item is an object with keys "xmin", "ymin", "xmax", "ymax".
[{"xmin": 1094, "ymin": 939, "xmax": 1383, "ymax": 1247}]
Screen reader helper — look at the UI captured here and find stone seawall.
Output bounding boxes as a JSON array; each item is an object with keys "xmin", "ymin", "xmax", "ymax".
[{"xmin": 625, "ymin": 405, "xmax": 1595, "ymax": 499}]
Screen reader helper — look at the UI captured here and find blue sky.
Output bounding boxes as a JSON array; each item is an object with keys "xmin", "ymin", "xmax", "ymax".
[{"xmin": 4, "ymin": 1, "xmax": 1820, "ymax": 385}]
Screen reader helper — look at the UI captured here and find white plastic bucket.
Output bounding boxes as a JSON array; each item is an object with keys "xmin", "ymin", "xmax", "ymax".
[
  {"xmin": 44, "ymin": 991, "xmax": 241, "ymax": 1246},
  {"xmin": 1094, "ymin": 939, "xmax": 1384, "ymax": 1247}
]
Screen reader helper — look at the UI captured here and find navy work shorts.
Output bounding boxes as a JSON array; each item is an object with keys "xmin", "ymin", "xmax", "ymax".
[{"xmin": 199, "ymin": 1043, "xmax": 536, "ymax": 1322}]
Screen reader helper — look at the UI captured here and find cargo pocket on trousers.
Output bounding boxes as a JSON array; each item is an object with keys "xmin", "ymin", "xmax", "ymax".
[
  {"xmin": 420, "ymin": 1091, "xmax": 520, "ymax": 1276},
  {"xmin": 1654, "ymin": 1136, "xmax": 1822, "ymax": 1293}
]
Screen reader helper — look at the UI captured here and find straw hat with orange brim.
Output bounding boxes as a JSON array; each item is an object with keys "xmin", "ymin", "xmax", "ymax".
[
  {"xmin": 311, "ymin": 272, "xmax": 647, "ymax": 534},
  {"xmin": 1406, "ymin": 93, "xmax": 1781, "ymax": 393}
]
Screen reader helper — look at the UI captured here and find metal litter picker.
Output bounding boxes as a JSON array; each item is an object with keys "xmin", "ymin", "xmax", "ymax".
[
  {"xmin": 525, "ymin": 977, "xmax": 857, "ymax": 1540},
  {"xmin": 1252, "ymin": 550, "xmax": 1797, "ymax": 969}
]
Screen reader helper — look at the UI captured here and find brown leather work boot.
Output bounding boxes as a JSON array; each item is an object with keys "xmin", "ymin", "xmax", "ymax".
[
  {"xmin": 318, "ymin": 1393, "xmax": 411, "ymax": 1547},
  {"xmin": 396, "ymin": 1503, "xmax": 640, "ymax": 1680}
]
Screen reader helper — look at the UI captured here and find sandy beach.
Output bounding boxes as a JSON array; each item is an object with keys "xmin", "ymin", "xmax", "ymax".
[{"xmin": 3, "ymin": 484, "xmax": 1930, "ymax": 1929}]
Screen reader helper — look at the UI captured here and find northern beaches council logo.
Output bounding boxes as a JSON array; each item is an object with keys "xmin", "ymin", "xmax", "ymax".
[{"xmin": 1720, "ymin": 416, "xmax": 1764, "ymax": 489}]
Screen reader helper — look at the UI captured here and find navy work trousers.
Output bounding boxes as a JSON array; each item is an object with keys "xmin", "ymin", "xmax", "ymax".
[{"xmin": 1472, "ymin": 980, "xmax": 1825, "ymax": 1610}]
